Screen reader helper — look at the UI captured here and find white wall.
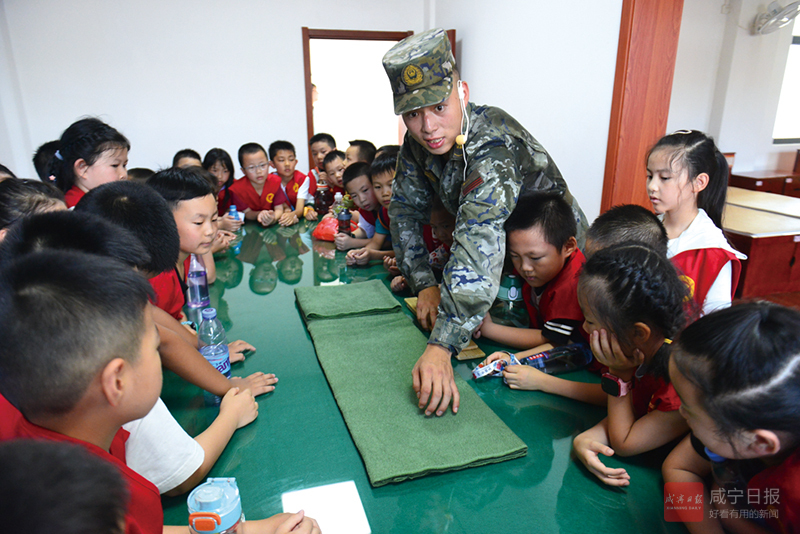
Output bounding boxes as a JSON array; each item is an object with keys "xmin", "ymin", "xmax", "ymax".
[
  {"xmin": 0, "ymin": 0, "xmax": 425, "ymax": 178},
  {"xmin": 668, "ymin": 0, "xmax": 799, "ymax": 171},
  {"xmin": 433, "ymin": 0, "xmax": 623, "ymax": 222}
]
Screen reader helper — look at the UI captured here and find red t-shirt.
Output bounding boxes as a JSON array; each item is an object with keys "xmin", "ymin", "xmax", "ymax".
[
  {"xmin": 64, "ymin": 185, "xmax": 85, "ymax": 208},
  {"xmin": 631, "ymin": 373, "xmax": 681, "ymax": 418},
  {"xmin": 228, "ymin": 176, "xmax": 287, "ymax": 212},
  {"xmin": 747, "ymin": 447, "xmax": 800, "ymax": 533},
  {"xmin": 149, "ymin": 269, "xmax": 184, "ymax": 320},
  {"xmin": 217, "ymin": 187, "xmax": 245, "ymax": 217},
  {"xmin": 273, "ymin": 171, "xmax": 308, "ymax": 208},
  {"xmin": 0, "ymin": 393, "xmax": 163, "ymax": 534},
  {"xmin": 521, "ymin": 249, "xmax": 588, "ymax": 341},
  {"xmin": 359, "ymin": 208, "xmax": 378, "ymax": 227}
]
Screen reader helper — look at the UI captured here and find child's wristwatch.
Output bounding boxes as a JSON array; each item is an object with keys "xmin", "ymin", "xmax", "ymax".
[{"xmin": 601, "ymin": 373, "xmax": 634, "ymax": 397}]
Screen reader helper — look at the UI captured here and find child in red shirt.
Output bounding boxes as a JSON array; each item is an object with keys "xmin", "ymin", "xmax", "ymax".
[
  {"xmin": 321, "ymin": 150, "xmax": 347, "ymax": 196},
  {"xmin": 268, "ymin": 140, "xmax": 315, "ymax": 225},
  {"xmin": 50, "ymin": 118, "xmax": 130, "ymax": 207},
  {"xmin": 305, "ymin": 133, "xmax": 337, "ymax": 220},
  {"xmin": 202, "ymin": 148, "xmax": 244, "ymax": 233},
  {"xmin": 231, "ymin": 142, "xmax": 287, "ymax": 226},
  {"xmin": 665, "ymin": 302, "xmax": 800, "ymax": 534}
]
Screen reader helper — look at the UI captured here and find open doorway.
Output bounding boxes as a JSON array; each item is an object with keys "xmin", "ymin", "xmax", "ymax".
[{"xmin": 302, "ymin": 29, "xmax": 412, "ymax": 166}]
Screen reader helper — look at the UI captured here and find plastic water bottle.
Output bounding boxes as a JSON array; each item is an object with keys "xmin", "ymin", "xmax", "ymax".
[
  {"xmin": 314, "ymin": 183, "xmax": 333, "ymax": 216},
  {"xmin": 330, "ymin": 192, "xmax": 344, "ymax": 216},
  {"xmin": 188, "ymin": 478, "xmax": 245, "ymax": 534},
  {"xmin": 518, "ymin": 344, "xmax": 594, "ymax": 374},
  {"xmin": 198, "ymin": 308, "xmax": 230, "ymax": 406},
  {"xmin": 187, "ymin": 254, "xmax": 210, "ymax": 308},
  {"xmin": 489, "ymin": 274, "xmax": 529, "ymax": 328},
  {"xmin": 227, "ymin": 205, "xmax": 243, "ymax": 255}
]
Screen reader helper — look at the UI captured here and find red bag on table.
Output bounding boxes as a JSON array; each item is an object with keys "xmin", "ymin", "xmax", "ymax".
[{"xmin": 311, "ymin": 217, "xmax": 357, "ymax": 242}]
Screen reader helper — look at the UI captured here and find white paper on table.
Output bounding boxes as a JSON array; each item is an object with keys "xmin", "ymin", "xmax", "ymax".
[{"xmin": 281, "ymin": 480, "xmax": 370, "ymax": 534}]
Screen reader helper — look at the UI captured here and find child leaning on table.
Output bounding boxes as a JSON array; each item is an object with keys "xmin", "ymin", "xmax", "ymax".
[
  {"xmin": 663, "ymin": 302, "xmax": 800, "ymax": 534},
  {"xmin": 346, "ymin": 146, "xmax": 399, "ymax": 266},
  {"xmin": 0, "ymin": 251, "xmax": 320, "ymax": 534},
  {"xmin": 75, "ymin": 181, "xmax": 275, "ymax": 397},
  {"xmin": 0, "ymin": 210, "xmax": 264, "ymax": 495},
  {"xmin": 571, "ymin": 243, "xmax": 689, "ymax": 487},
  {"xmin": 473, "ymin": 192, "xmax": 587, "ymax": 351},
  {"xmin": 334, "ymin": 162, "xmax": 378, "ymax": 251}
]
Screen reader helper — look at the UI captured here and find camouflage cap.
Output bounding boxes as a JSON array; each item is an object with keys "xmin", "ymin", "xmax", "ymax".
[{"xmin": 382, "ymin": 28, "xmax": 456, "ymax": 115}]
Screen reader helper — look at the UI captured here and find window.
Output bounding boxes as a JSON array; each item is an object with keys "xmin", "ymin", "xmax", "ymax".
[{"xmin": 773, "ymin": 17, "xmax": 800, "ymax": 144}]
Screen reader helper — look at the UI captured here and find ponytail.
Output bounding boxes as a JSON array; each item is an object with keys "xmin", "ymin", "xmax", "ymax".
[{"xmin": 648, "ymin": 130, "xmax": 727, "ymax": 229}]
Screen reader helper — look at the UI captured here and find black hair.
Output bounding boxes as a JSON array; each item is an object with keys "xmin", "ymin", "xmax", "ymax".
[
  {"xmin": 0, "ymin": 440, "xmax": 127, "ymax": 534},
  {"xmin": 0, "ymin": 179, "xmax": 64, "ymax": 230},
  {"xmin": 370, "ymin": 146, "xmax": 400, "ymax": 178},
  {"xmin": 505, "ymin": 192, "xmax": 576, "ymax": 250},
  {"xmin": 648, "ymin": 130, "xmax": 728, "ymax": 229},
  {"xmin": 202, "ymin": 148, "xmax": 235, "ymax": 198},
  {"xmin": 49, "ymin": 118, "xmax": 130, "ymax": 193},
  {"xmin": 309, "ymin": 133, "xmax": 336, "ymax": 149},
  {"xmin": 269, "ymin": 140, "xmax": 296, "ymax": 160},
  {"xmin": 76, "ymin": 181, "xmax": 180, "ymax": 274},
  {"xmin": 0, "ymin": 250, "xmax": 154, "ymax": 418},
  {"xmin": 127, "ymin": 167, "xmax": 155, "ymax": 183},
  {"xmin": 146, "ymin": 166, "xmax": 215, "ymax": 210},
  {"xmin": 0, "ymin": 163, "xmax": 18, "ymax": 179},
  {"xmin": 348, "ymin": 140, "xmax": 377, "ymax": 164},
  {"xmin": 237, "ymin": 142, "xmax": 267, "ymax": 167},
  {"xmin": 586, "ymin": 204, "xmax": 668, "ymax": 257},
  {"xmin": 0, "ymin": 211, "xmax": 150, "ymax": 271},
  {"xmin": 323, "ymin": 150, "xmax": 345, "ymax": 169},
  {"xmin": 579, "ymin": 243, "xmax": 689, "ymax": 379},
  {"xmin": 277, "ymin": 256, "xmax": 303, "ymax": 285},
  {"xmin": 32, "ymin": 140, "xmax": 60, "ymax": 182},
  {"xmin": 342, "ymin": 162, "xmax": 371, "ymax": 187},
  {"xmin": 673, "ymin": 302, "xmax": 800, "ymax": 443},
  {"xmin": 172, "ymin": 148, "xmax": 202, "ymax": 167}
]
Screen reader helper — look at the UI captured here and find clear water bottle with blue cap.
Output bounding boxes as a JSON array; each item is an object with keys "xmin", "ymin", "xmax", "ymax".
[
  {"xmin": 187, "ymin": 254, "xmax": 211, "ymax": 308},
  {"xmin": 489, "ymin": 273, "xmax": 529, "ymax": 328},
  {"xmin": 188, "ymin": 478, "xmax": 244, "ymax": 534},
  {"xmin": 518, "ymin": 343, "xmax": 594, "ymax": 374},
  {"xmin": 228, "ymin": 204, "xmax": 243, "ymax": 255},
  {"xmin": 198, "ymin": 308, "xmax": 231, "ymax": 405}
]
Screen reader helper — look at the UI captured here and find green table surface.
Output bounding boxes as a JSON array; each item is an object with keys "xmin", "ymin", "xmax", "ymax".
[{"xmin": 161, "ymin": 221, "xmax": 686, "ymax": 533}]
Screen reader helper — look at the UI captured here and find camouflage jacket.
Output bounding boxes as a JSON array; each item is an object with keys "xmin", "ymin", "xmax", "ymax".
[{"xmin": 389, "ymin": 103, "xmax": 588, "ymax": 352}]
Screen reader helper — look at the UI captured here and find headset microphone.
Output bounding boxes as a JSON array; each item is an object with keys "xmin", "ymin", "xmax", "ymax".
[{"xmin": 455, "ymin": 80, "xmax": 469, "ymax": 147}]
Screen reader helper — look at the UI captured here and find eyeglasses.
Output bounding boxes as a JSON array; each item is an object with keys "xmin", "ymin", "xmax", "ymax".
[{"xmin": 244, "ymin": 163, "xmax": 269, "ymax": 173}]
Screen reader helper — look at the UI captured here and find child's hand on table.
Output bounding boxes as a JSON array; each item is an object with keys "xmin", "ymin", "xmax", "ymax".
[
  {"xmin": 219, "ymin": 387, "xmax": 258, "ymax": 429},
  {"xmin": 334, "ymin": 233, "xmax": 357, "ymax": 251},
  {"xmin": 390, "ymin": 275, "xmax": 407, "ymax": 292},
  {"xmin": 481, "ymin": 351, "xmax": 512, "ymax": 366},
  {"xmin": 573, "ymin": 430, "xmax": 630, "ymax": 487},
  {"xmin": 384, "ymin": 256, "xmax": 401, "ymax": 276},
  {"xmin": 472, "ymin": 313, "xmax": 497, "ymax": 339},
  {"xmin": 228, "ymin": 340, "xmax": 255, "ymax": 363},
  {"xmin": 346, "ymin": 247, "xmax": 370, "ymax": 265},
  {"xmin": 211, "ymin": 230, "xmax": 235, "ymax": 254},
  {"xmin": 304, "ymin": 207, "xmax": 318, "ymax": 221},
  {"xmin": 274, "ymin": 510, "xmax": 321, "ymax": 534},
  {"xmin": 229, "ymin": 372, "xmax": 278, "ymax": 396},
  {"xmin": 503, "ymin": 365, "xmax": 549, "ymax": 391},
  {"xmin": 219, "ymin": 213, "xmax": 243, "ymax": 232},
  {"xmin": 257, "ymin": 210, "xmax": 276, "ymax": 227},
  {"xmin": 278, "ymin": 210, "xmax": 299, "ymax": 227}
]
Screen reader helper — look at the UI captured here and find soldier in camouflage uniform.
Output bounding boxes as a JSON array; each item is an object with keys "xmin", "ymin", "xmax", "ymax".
[{"xmin": 383, "ymin": 28, "xmax": 588, "ymax": 417}]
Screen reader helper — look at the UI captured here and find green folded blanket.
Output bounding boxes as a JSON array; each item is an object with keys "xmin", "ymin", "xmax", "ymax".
[
  {"xmin": 295, "ymin": 283, "xmax": 527, "ymax": 487},
  {"xmin": 295, "ymin": 279, "xmax": 400, "ymax": 320}
]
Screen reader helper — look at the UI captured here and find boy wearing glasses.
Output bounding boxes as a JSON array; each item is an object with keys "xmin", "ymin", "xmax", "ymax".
[{"xmin": 231, "ymin": 142, "xmax": 287, "ymax": 226}]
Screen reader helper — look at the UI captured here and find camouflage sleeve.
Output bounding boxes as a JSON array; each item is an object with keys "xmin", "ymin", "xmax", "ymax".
[
  {"xmin": 429, "ymin": 143, "xmax": 523, "ymax": 352},
  {"xmin": 389, "ymin": 143, "xmax": 437, "ymax": 294}
]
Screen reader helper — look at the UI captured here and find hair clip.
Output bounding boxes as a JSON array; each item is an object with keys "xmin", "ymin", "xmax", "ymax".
[
  {"xmin": 671, "ymin": 130, "xmax": 693, "ymax": 135},
  {"xmin": 663, "ymin": 338, "xmax": 673, "ymax": 344},
  {"xmin": 54, "ymin": 150, "xmax": 64, "ymax": 161}
]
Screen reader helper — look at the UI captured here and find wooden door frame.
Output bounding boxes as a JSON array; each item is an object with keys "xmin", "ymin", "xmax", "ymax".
[
  {"xmin": 601, "ymin": 0, "xmax": 684, "ymax": 212},
  {"xmin": 301, "ymin": 28, "xmax": 413, "ymax": 165}
]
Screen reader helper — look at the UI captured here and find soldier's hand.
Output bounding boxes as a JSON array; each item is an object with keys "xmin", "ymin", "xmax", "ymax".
[
  {"xmin": 412, "ymin": 344, "xmax": 459, "ymax": 416},
  {"xmin": 416, "ymin": 285, "xmax": 441, "ymax": 331}
]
